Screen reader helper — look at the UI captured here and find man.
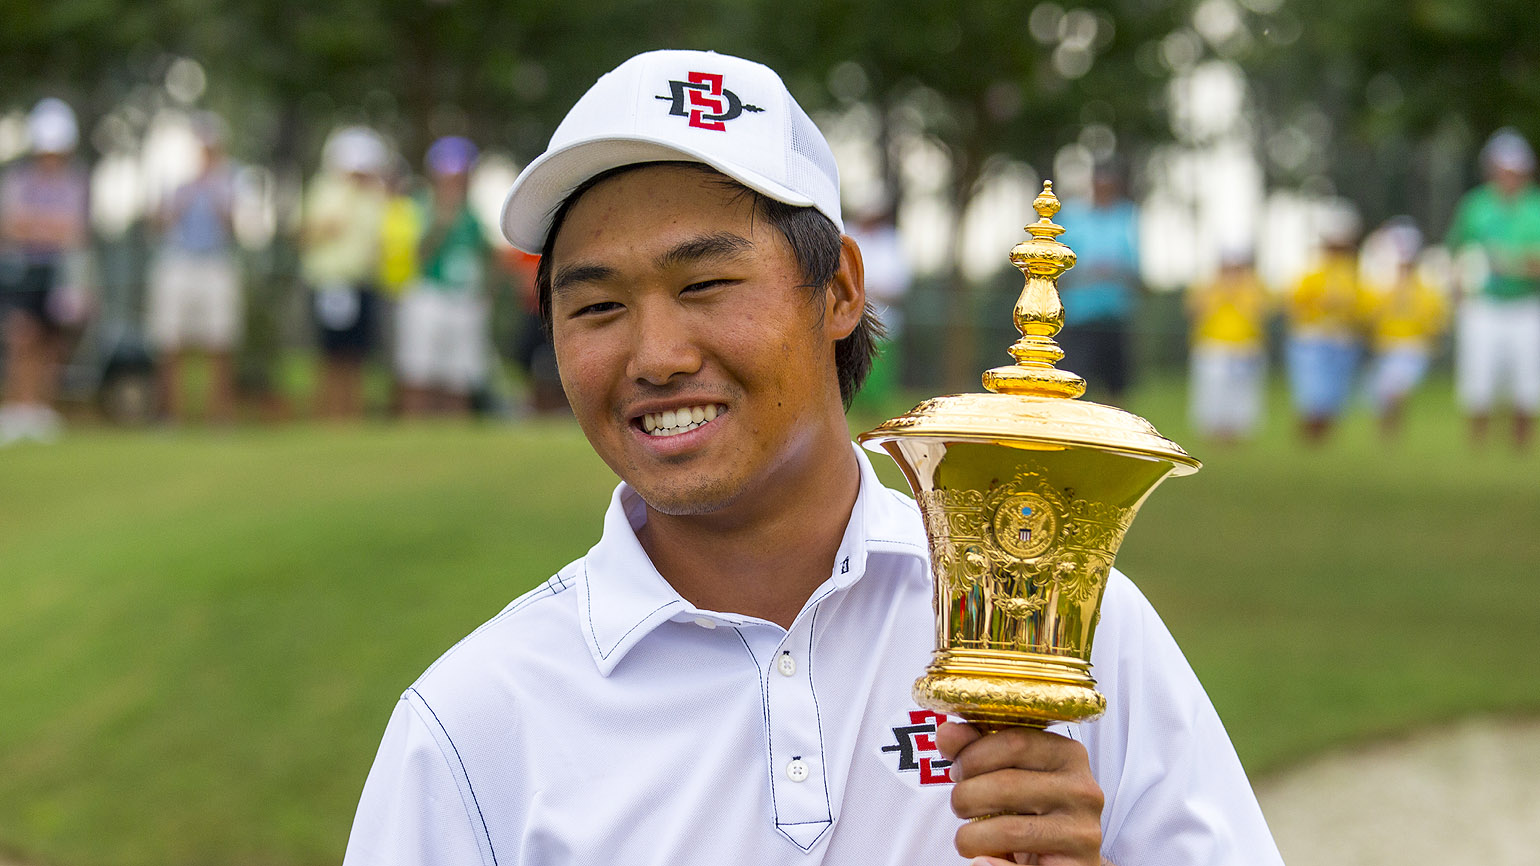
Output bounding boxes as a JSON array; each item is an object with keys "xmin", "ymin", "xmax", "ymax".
[
  {"xmin": 1285, "ymin": 204, "xmax": 1368, "ymax": 445},
  {"xmin": 1053, "ymin": 162, "xmax": 1140, "ymax": 402},
  {"xmin": 302, "ymin": 126, "xmax": 389, "ymax": 420},
  {"xmin": 146, "ymin": 112, "xmax": 242, "ymax": 425},
  {"xmin": 344, "ymin": 50, "xmax": 1281, "ymax": 865},
  {"xmin": 0, "ymin": 97, "xmax": 90, "ymax": 445},
  {"xmin": 1446, "ymin": 127, "xmax": 1540, "ymax": 449},
  {"xmin": 395, "ymin": 136, "xmax": 492, "ymax": 417}
]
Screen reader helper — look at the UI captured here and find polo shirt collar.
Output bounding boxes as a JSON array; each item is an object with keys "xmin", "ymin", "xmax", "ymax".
[{"xmin": 579, "ymin": 443, "xmax": 927, "ymax": 676}]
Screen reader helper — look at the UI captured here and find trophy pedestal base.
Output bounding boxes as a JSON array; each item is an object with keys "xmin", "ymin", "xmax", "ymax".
[{"xmin": 912, "ymin": 650, "xmax": 1107, "ymax": 728}]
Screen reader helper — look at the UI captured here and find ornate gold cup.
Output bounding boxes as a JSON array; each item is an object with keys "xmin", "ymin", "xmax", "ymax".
[{"xmin": 859, "ymin": 181, "xmax": 1199, "ymax": 730}]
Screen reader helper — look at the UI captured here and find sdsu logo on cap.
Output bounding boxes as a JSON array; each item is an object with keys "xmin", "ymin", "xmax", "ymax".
[{"xmin": 656, "ymin": 72, "xmax": 764, "ymax": 131}]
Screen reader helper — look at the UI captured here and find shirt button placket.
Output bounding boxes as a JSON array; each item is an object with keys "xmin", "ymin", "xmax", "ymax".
[{"xmin": 765, "ymin": 623, "xmax": 830, "ymax": 848}]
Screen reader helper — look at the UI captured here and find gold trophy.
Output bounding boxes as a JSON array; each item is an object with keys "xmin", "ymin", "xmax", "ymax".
[{"xmin": 859, "ymin": 181, "xmax": 1199, "ymax": 732}]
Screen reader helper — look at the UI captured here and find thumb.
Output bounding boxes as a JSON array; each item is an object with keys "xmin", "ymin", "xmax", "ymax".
[{"xmin": 935, "ymin": 721, "xmax": 982, "ymax": 761}]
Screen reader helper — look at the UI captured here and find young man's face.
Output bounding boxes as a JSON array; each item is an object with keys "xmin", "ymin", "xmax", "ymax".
[{"xmin": 547, "ymin": 164, "xmax": 858, "ymax": 518}]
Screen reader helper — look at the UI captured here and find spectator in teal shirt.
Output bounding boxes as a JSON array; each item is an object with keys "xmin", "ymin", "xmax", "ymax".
[
  {"xmin": 1445, "ymin": 128, "xmax": 1540, "ymax": 449},
  {"xmin": 1054, "ymin": 162, "xmax": 1140, "ymax": 400}
]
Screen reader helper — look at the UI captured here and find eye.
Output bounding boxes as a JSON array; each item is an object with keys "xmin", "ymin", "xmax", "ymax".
[
  {"xmin": 681, "ymin": 279, "xmax": 734, "ymax": 296},
  {"xmin": 571, "ymin": 300, "xmax": 624, "ymax": 318}
]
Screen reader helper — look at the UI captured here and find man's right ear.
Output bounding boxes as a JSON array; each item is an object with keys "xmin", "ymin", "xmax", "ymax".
[{"xmin": 825, "ymin": 235, "xmax": 867, "ymax": 342}]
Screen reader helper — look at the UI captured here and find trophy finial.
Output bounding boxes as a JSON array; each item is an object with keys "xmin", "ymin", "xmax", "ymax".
[{"xmin": 983, "ymin": 180, "xmax": 1086, "ymax": 399}]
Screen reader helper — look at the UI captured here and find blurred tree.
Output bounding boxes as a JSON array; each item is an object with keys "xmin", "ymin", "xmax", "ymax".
[
  {"xmin": 3, "ymin": 0, "xmax": 1192, "ymax": 386},
  {"xmin": 752, "ymin": 0, "xmax": 1186, "ymax": 386},
  {"xmin": 1240, "ymin": 0, "xmax": 1540, "ymax": 234}
]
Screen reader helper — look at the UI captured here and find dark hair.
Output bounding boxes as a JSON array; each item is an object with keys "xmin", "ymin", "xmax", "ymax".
[{"xmin": 534, "ymin": 162, "xmax": 883, "ymax": 409}]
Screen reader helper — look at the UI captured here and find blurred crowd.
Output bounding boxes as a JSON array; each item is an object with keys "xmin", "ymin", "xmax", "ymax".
[
  {"xmin": 1052, "ymin": 128, "xmax": 1539, "ymax": 451},
  {"xmin": 0, "ymin": 99, "xmax": 553, "ymax": 444},
  {"xmin": 2, "ymin": 98, "xmax": 1538, "ymax": 451}
]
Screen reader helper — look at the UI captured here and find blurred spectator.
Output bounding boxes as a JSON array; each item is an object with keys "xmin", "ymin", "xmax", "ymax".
[
  {"xmin": 302, "ymin": 126, "xmax": 389, "ymax": 420},
  {"xmin": 1055, "ymin": 161, "xmax": 1140, "ymax": 401},
  {"xmin": 1362, "ymin": 217, "xmax": 1448, "ymax": 440},
  {"xmin": 146, "ymin": 112, "xmax": 241, "ymax": 425},
  {"xmin": 846, "ymin": 204, "xmax": 905, "ymax": 410},
  {"xmin": 0, "ymin": 98, "xmax": 90, "ymax": 445},
  {"xmin": 1445, "ymin": 128, "xmax": 1540, "ymax": 449},
  {"xmin": 1285, "ymin": 204, "xmax": 1367, "ymax": 445},
  {"xmin": 378, "ymin": 157, "xmax": 423, "ymax": 300},
  {"xmin": 377, "ymin": 154, "xmax": 424, "ymax": 416},
  {"xmin": 504, "ymin": 245, "xmax": 566, "ymax": 413},
  {"xmin": 396, "ymin": 136, "xmax": 491, "ymax": 418},
  {"xmin": 1186, "ymin": 248, "xmax": 1269, "ymax": 443}
]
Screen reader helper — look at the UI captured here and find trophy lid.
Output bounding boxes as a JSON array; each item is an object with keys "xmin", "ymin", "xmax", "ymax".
[{"xmin": 860, "ymin": 181, "xmax": 1199, "ymax": 474}]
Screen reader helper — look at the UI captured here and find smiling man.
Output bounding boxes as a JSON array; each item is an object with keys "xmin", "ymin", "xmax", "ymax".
[{"xmin": 342, "ymin": 50, "xmax": 1283, "ymax": 866}]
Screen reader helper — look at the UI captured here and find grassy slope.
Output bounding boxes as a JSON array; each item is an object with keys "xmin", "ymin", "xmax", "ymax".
[{"xmin": 0, "ymin": 378, "xmax": 1536, "ymax": 865}]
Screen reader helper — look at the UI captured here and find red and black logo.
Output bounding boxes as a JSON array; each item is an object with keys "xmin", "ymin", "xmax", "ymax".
[
  {"xmin": 655, "ymin": 72, "xmax": 764, "ymax": 131},
  {"xmin": 881, "ymin": 709, "xmax": 954, "ymax": 785}
]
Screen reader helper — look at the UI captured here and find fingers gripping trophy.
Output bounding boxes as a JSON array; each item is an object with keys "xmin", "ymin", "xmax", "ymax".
[{"xmin": 859, "ymin": 181, "xmax": 1200, "ymax": 738}]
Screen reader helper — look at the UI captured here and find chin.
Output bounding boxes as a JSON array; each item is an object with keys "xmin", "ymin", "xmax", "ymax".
[{"xmin": 630, "ymin": 475, "xmax": 741, "ymax": 518}]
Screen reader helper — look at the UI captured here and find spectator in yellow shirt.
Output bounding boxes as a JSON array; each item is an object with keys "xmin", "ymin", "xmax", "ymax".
[
  {"xmin": 1363, "ymin": 218, "xmax": 1448, "ymax": 439},
  {"xmin": 302, "ymin": 126, "xmax": 389, "ymax": 420},
  {"xmin": 1286, "ymin": 207, "xmax": 1369, "ymax": 444},
  {"xmin": 1186, "ymin": 249, "xmax": 1269, "ymax": 443}
]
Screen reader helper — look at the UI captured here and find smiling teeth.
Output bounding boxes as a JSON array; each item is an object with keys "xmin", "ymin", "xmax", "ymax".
[{"xmin": 642, "ymin": 404, "xmax": 722, "ymax": 436}]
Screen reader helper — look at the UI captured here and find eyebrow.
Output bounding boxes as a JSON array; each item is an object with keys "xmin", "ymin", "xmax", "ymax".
[
  {"xmin": 653, "ymin": 232, "xmax": 754, "ymax": 270},
  {"xmin": 550, "ymin": 231, "xmax": 756, "ymax": 298},
  {"xmin": 550, "ymin": 263, "xmax": 616, "ymax": 296}
]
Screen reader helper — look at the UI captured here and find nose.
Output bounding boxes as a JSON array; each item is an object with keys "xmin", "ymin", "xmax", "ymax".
[{"xmin": 624, "ymin": 301, "xmax": 703, "ymax": 386}]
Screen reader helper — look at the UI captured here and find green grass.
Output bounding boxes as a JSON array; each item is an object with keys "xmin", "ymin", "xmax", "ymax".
[{"xmin": 0, "ymin": 377, "xmax": 1537, "ymax": 866}]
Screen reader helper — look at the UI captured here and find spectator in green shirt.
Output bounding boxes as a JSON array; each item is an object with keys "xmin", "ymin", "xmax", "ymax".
[
  {"xmin": 1445, "ymin": 128, "xmax": 1540, "ymax": 449},
  {"xmin": 395, "ymin": 137, "xmax": 491, "ymax": 418}
]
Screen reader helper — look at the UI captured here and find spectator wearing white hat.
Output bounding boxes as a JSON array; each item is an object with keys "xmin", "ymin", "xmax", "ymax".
[
  {"xmin": 1284, "ymin": 201, "xmax": 1370, "ymax": 445},
  {"xmin": 395, "ymin": 136, "xmax": 491, "ymax": 418},
  {"xmin": 1186, "ymin": 246, "xmax": 1270, "ymax": 443},
  {"xmin": 1445, "ymin": 127, "xmax": 1540, "ymax": 449},
  {"xmin": 302, "ymin": 125, "xmax": 389, "ymax": 420},
  {"xmin": 146, "ymin": 112, "xmax": 242, "ymax": 425},
  {"xmin": 0, "ymin": 97, "xmax": 91, "ymax": 445},
  {"xmin": 1361, "ymin": 217, "xmax": 1447, "ymax": 440}
]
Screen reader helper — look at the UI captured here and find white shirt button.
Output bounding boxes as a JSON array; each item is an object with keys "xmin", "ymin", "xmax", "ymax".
[
  {"xmin": 776, "ymin": 652, "xmax": 796, "ymax": 677},
  {"xmin": 786, "ymin": 758, "xmax": 809, "ymax": 782},
  {"xmin": 692, "ymin": 617, "xmax": 716, "ymax": 630}
]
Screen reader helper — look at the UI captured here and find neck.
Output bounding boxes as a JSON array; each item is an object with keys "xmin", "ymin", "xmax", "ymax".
[{"xmin": 637, "ymin": 434, "xmax": 862, "ymax": 630}]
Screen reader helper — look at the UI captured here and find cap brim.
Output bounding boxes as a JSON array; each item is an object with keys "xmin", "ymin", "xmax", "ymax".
[{"xmin": 500, "ymin": 136, "xmax": 816, "ymax": 253}]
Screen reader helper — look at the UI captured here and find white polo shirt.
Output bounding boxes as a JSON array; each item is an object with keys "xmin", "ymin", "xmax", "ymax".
[{"xmin": 343, "ymin": 445, "xmax": 1283, "ymax": 865}]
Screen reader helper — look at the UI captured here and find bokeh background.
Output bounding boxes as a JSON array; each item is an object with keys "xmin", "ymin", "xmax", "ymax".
[{"xmin": 3, "ymin": 0, "xmax": 1539, "ymax": 863}]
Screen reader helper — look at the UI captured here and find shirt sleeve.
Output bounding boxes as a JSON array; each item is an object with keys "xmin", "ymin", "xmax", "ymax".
[
  {"xmin": 1085, "ymin": 571, "xmax": 1284, "ymax": 866},
  {"xmin": 343, "ymin": 692, "xmax": 495, "ymax": 866}
]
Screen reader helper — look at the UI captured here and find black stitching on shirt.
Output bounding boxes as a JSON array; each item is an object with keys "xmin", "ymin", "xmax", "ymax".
[
  {"xmin": 408, "ymin": 688, "xmax": 499, "ymax": 866},
  {"xmin": 733, "ymin": 627, "xmax": 777, "ymax": 824},
  {"xmin": 807, "ymin": 604, "xmax": 834, "ymax": 823},
  {"xmin": 421, "ymin": 581, "xmax": 562, "ymax": 680},
  {"xmin": 582, "ymin": 559, "xmax": 683, "ymax": 660}
]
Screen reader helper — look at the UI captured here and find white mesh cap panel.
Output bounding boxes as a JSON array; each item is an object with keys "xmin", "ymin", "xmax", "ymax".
[{"xmin": 786, "ymin": 96, "xmax": 843, "ymax": 232}]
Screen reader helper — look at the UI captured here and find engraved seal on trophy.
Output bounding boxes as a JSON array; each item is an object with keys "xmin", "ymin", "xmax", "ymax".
[
  {"xmin": 990, "ymin": 492, "xmax": 1058, "ymax": 559},
  {"xmin": 984, "ymin": 472, "xmax": 1067, "ymax": 562}
]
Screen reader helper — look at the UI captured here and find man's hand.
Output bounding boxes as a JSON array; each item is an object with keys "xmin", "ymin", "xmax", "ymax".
[{"xmin": 936, "ymin": 721, "xmax": 1105, "ymax": 866}]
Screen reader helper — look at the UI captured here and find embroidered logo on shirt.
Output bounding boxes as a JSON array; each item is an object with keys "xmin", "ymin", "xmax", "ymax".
[
  {"xmin": 655, "ymin": 72, "xmax": 764, "ymax": 131},
  {"xmin": 881, "ymin": 709, "xmax": 953, "ymax": 785}
]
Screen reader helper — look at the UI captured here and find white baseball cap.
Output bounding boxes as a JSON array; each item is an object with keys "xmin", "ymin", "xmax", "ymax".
[
  {"xmin": 500, "ymin": 49, "xmax": 842, "ymax": 253},
  {"xmin": 323, "ymin": 126, "xmax": 389, "ymax": 175},
  {"xmin": 29, "ymin": 98, "xmax": 78, "ymax": 155},
  {"xmin": 1481, "ymin": 127, "xmax": 1535, "ymax": 175}
]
